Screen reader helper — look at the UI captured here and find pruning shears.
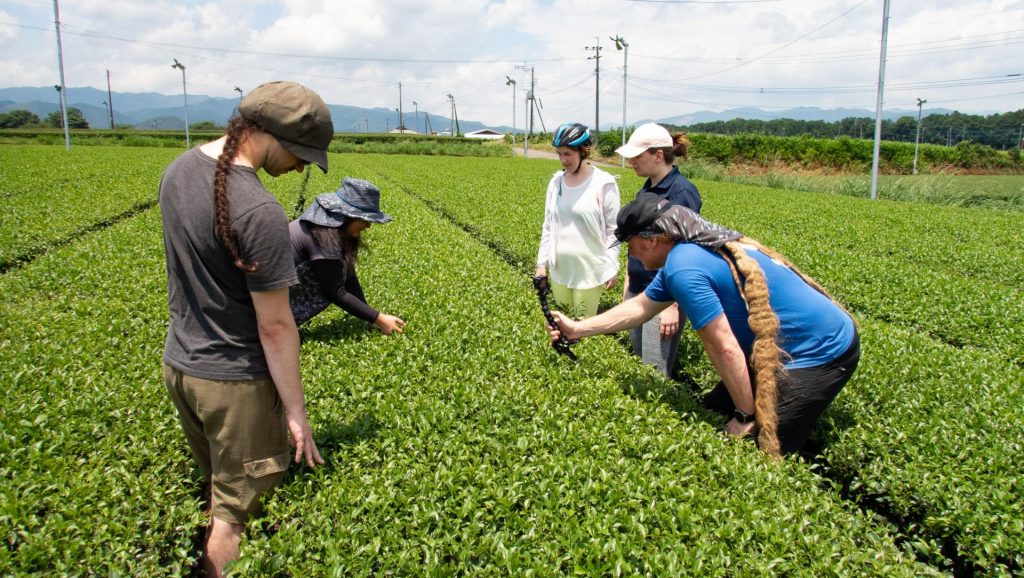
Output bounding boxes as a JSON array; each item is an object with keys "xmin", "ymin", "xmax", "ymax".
[{"xmin": 532, "ymin": 275, "xmax": 578, "ymax": 361}]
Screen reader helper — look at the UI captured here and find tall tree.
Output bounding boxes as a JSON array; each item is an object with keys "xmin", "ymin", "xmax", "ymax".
[{"xmin": 46, "ymin": 107, "xmax": 89, "ymax": 129}]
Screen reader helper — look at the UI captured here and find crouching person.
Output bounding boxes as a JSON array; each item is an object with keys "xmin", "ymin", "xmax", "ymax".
[{"xmin": 546, "ymin": 193, "xmax": 860, "ymax": 457}]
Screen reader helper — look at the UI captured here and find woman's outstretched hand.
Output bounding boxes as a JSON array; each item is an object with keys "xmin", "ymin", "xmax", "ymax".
[{"xmin": 374, "ymin": 313, "xmax": 406, "ymax": 335}]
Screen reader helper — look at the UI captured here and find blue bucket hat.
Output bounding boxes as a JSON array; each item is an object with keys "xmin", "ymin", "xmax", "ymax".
[{"xmin": 299, "ymin": 177, "xmax": 393, "ymax": 227}]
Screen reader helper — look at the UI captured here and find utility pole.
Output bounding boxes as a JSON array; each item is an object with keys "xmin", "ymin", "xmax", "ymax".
[
  {"xmin": 446, "ymin": 94, "xmax": 460, "ymax": 135},
  {"xmin": 586, "ymin": 37, "xmax": 603, "ymax": 149},
  {"xmin": 364, "ymin": 118, "xmax": 368, "ymax": 133},
  {"xmin": 506, "ymin": 76, "xmax": 516, "ymax": 155},
  {"xmin": 105, "ymin": 69, "xmax": 114, "ymax": 129},
  {"xmin": 234, "ymin": 85, "xmax": 243, "ymax": 104},
  {"xmin": 515, "ymin": 64, "xmax": 535, "ymax": 155},
  {"xmin": 913, "ymin": 98, "xmax": 926, "ymax": 175},
  {"xmin": 1018, "ymin": 123, "xmax": 1023, "ymax": 150},
  {"xmin": 869, "ymin": 0, "xmax": 890, "ymax": 201},
  {"xmin": 612, "ymin": 35, "xmax": 628, "ymax": 167},
  {"xmin": 398, "ymin": 82, "xmax": 404, "ymax": 131},
  {"xmin": 412, "ymin": 100, "xmax": 419, "ymax": 134},
  {"xmin": 52, "ymin": 0, "xmax": 70, "ymax": 150},
  {"xmin": 171, "ymin": 59, "xmax": 190, "ymax": 148}
]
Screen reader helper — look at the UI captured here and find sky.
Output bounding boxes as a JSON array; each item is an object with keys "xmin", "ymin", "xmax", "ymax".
[{"xmin": 1, "ymin": 0, "xmax": 1022, "ymax": 129}]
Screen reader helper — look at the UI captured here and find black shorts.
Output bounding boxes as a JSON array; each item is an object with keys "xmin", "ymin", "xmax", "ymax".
[{"xmin": 703, "ymin": 330, "xmax": 861, "ymax": 455}]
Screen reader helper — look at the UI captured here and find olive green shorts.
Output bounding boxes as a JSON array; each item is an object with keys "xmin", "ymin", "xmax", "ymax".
[{"xmin": 163, "ymin": 363, "xmax": 289, "ymax": 525}]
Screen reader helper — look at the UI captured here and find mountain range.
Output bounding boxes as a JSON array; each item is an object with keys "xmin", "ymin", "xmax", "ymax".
[{"xmin": 1, "ymin": 85, "xmax": 963, "ymax": 133}]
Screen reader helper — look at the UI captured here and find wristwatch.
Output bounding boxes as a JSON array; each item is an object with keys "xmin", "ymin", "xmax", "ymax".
[{"xmin": 732, "ymin": 408, "xmax": 756, "ymax": 424}]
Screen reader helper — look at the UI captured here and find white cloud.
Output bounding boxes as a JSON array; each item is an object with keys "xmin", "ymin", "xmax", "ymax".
[
  {"xmin": 0, "ymin": 10, "xmax": 19, "ymax": 45},
  {"xmin": 1, "ymin": 0, "xmax": 1021, "ymax": 127}
]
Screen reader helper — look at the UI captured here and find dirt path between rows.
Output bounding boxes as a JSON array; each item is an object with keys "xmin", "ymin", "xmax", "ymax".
[{"xmin": 511, "ymin": 146, "xmax": 624, "ymax": 169}]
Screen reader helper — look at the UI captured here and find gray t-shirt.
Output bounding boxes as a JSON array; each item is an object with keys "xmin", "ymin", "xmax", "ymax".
[{"xmin": 159, "ymin": 147, "xmax": 297, "ymax": 380}]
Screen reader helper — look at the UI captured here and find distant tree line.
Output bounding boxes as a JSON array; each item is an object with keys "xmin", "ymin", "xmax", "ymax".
[
  {"xmin": 0, "ymin": 108, "xmax": 225, "ymax": 131},
  {"xmin": 668, "ymin": 109, "xmax": 1024, "ymax": 151},
  {"xmin": 0, "ymin": 107, "xmax": 90, "ymax": 129}
]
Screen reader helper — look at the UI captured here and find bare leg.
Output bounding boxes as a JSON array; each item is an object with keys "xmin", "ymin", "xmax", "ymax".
[{"xmin": 203, "ymin": 516, "xmax": 243, "ymax": 578}]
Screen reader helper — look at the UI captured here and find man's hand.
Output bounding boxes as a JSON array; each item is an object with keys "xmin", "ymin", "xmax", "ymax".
[
  {"xmin": 286, "ymin": 409, "xmax": 324, "ymax": 468},
  {"xmin": 724, "ymin": 418, "xmax": 757, "ymax": 438},
  {"xmin": 547, "ymin": 310, "xmax": 580, "ymax": 343}
]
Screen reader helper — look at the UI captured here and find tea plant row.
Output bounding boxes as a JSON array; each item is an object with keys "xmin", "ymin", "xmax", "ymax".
[{"xmin": 0, "ymin": 145, "xmax": 179, "ymax": 271}]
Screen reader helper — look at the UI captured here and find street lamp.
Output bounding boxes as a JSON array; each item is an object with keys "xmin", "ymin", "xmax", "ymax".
[
  {"xmin": 612, "ymin": 35, "xmax": 629, "ymax": 167},
  {"xmin": 412, "ymin": 100, "xmax": 419, "ymax": 134},
  {"xmin": 53, "ymin": 85, "xmax": 67, "ymax": 132},
  {"xmin": 913, "ymin": 97, "xmax": 926, "ymax": 175},
  {"xmin": 171, "ymin": 59, "xmax": 190, "ymax": 148},
  {"xmin": 234, "ymin": 85, "xmax": 242, "ymax": 103},
  {"xmin": 505, "ymin": 76, "xmax": 516, "ymax": 155}
]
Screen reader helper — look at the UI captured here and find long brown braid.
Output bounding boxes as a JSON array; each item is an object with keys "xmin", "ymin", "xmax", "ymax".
[
  {"xmin": 214, "ymin": 116, "xmax": 261, "ymax": 272},
  {"xmin": 717, "ymin": 240, "xmax": 782, "ymax": 457},
  {"xmin": 715, "ymin": 236, "xmax": 851, "ymax": 458}
]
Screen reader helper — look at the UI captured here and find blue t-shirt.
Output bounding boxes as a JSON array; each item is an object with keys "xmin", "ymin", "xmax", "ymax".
[
  {"xmin": 645, "ymin": 243, "xmax": 855, "ymax": 369},
  {"xmin": 626, "ymin": 166, "xmax": 702, "ymax": 294}
]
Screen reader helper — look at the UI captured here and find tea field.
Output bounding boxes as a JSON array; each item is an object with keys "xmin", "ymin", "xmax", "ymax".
[{"xmin": 1, "ymin": 144, "xmax": 1021, "ymax": 576}]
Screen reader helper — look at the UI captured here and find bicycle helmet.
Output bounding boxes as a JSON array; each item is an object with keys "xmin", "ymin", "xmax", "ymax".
[{"xmin": 552, "ymin": 122, "xmax": 592, "ymax": 148}]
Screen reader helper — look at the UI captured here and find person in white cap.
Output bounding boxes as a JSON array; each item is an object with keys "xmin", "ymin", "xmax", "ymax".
[
  {"xmin": 615, "ymin": 123, "xmax": 702, "ymax": 379},
  {"xmin": 159, "ymin": 80, "xmax": 332, "ymax": 577}
]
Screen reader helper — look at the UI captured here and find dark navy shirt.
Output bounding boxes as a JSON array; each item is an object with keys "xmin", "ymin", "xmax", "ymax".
[{"xmin": 626, "ymin": 166, "xmax": 702, "ymax": 294}]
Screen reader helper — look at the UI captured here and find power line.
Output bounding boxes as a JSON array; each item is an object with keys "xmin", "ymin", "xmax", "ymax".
[{"xmin": 662, "ymin": 0, "xmax": 871, "ymax": 82}]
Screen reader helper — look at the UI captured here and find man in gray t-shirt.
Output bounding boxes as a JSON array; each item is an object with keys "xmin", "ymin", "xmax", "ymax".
[
  {"xmin": 161, "ymin": 147, "xmax": 297, "ymax": 379},
  {"xmin": 158, "ymin": 81, "xmax": 333, "ymax": 577}
]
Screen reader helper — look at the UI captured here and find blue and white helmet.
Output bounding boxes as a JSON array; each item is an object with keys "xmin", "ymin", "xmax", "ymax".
[{"xmin": 552, "ymin": 122, "xmax": 592, "ymax": 148}]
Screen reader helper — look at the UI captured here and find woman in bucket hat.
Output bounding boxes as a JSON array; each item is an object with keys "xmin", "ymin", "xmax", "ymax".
[
  {"xmin": 534, "ymin": 122, "xmax": 621, "ymax": 319},
  {"xmin": 289, "ymin": 177, "xmax": 406, "ymax": 335},
  {"xmin": 615, "ymin": 123, "xmax": 702, "ymax": 380},
  {"xmin": 158, "ymin": 80, "xmax": 331, "ymax": 577},
  {"xmin": 547, "ymin": 194, "xmax": 860, "ymax": 458}
]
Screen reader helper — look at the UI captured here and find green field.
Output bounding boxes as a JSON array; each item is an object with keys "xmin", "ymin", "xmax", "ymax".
[{"xmin": 1, "ymin": 144, "xmax": 1022, "ymax": 576}]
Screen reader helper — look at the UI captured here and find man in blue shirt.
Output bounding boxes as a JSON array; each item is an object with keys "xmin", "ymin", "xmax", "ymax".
[{"xmin": 547, "ymin": 194, "xmax": 860, "ymax": 457}]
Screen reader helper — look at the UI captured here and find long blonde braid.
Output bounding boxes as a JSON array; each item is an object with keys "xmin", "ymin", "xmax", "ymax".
[{"xmin": 718, "ymin": 240, "xmax": 783, "ymax": 458}]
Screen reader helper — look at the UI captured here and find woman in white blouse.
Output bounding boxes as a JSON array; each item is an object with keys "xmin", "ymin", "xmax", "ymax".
[{"xmin": 535, "ymin": 122, "xmax": 621, "ymax": 318}]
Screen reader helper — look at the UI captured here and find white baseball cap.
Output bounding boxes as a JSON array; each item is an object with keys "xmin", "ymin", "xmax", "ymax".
[{"xmin": 615, "ymin": 123, "xmax": 673, "ymax": 158}]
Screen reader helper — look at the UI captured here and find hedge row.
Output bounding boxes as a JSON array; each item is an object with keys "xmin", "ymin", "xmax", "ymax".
[
  {"xmin": 686, "ymin": 133, "xmax": 1022, "ymax": 173},
  {"xmin": 0, "ymin": 209, "xmax": 200, "ymax": 575},
  {"xmin": 0, "ymin": 145, "xmax": 179, "ymax": 271}
]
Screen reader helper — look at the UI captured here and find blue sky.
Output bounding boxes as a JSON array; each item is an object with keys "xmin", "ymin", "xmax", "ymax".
[{"xmin": 1, "ymin": 0, "xmax": 1021, "ymax": 127}]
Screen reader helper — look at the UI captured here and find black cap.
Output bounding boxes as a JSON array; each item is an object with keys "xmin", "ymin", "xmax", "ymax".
[{"xmin": 609, "ymin": 194, "xmax": 671, "ymax": 248}]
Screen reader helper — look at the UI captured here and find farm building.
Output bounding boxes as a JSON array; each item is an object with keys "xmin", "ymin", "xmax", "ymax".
[{"xmin": 464, "ymin": 128, "xmax": 505, "ymax": 140}]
